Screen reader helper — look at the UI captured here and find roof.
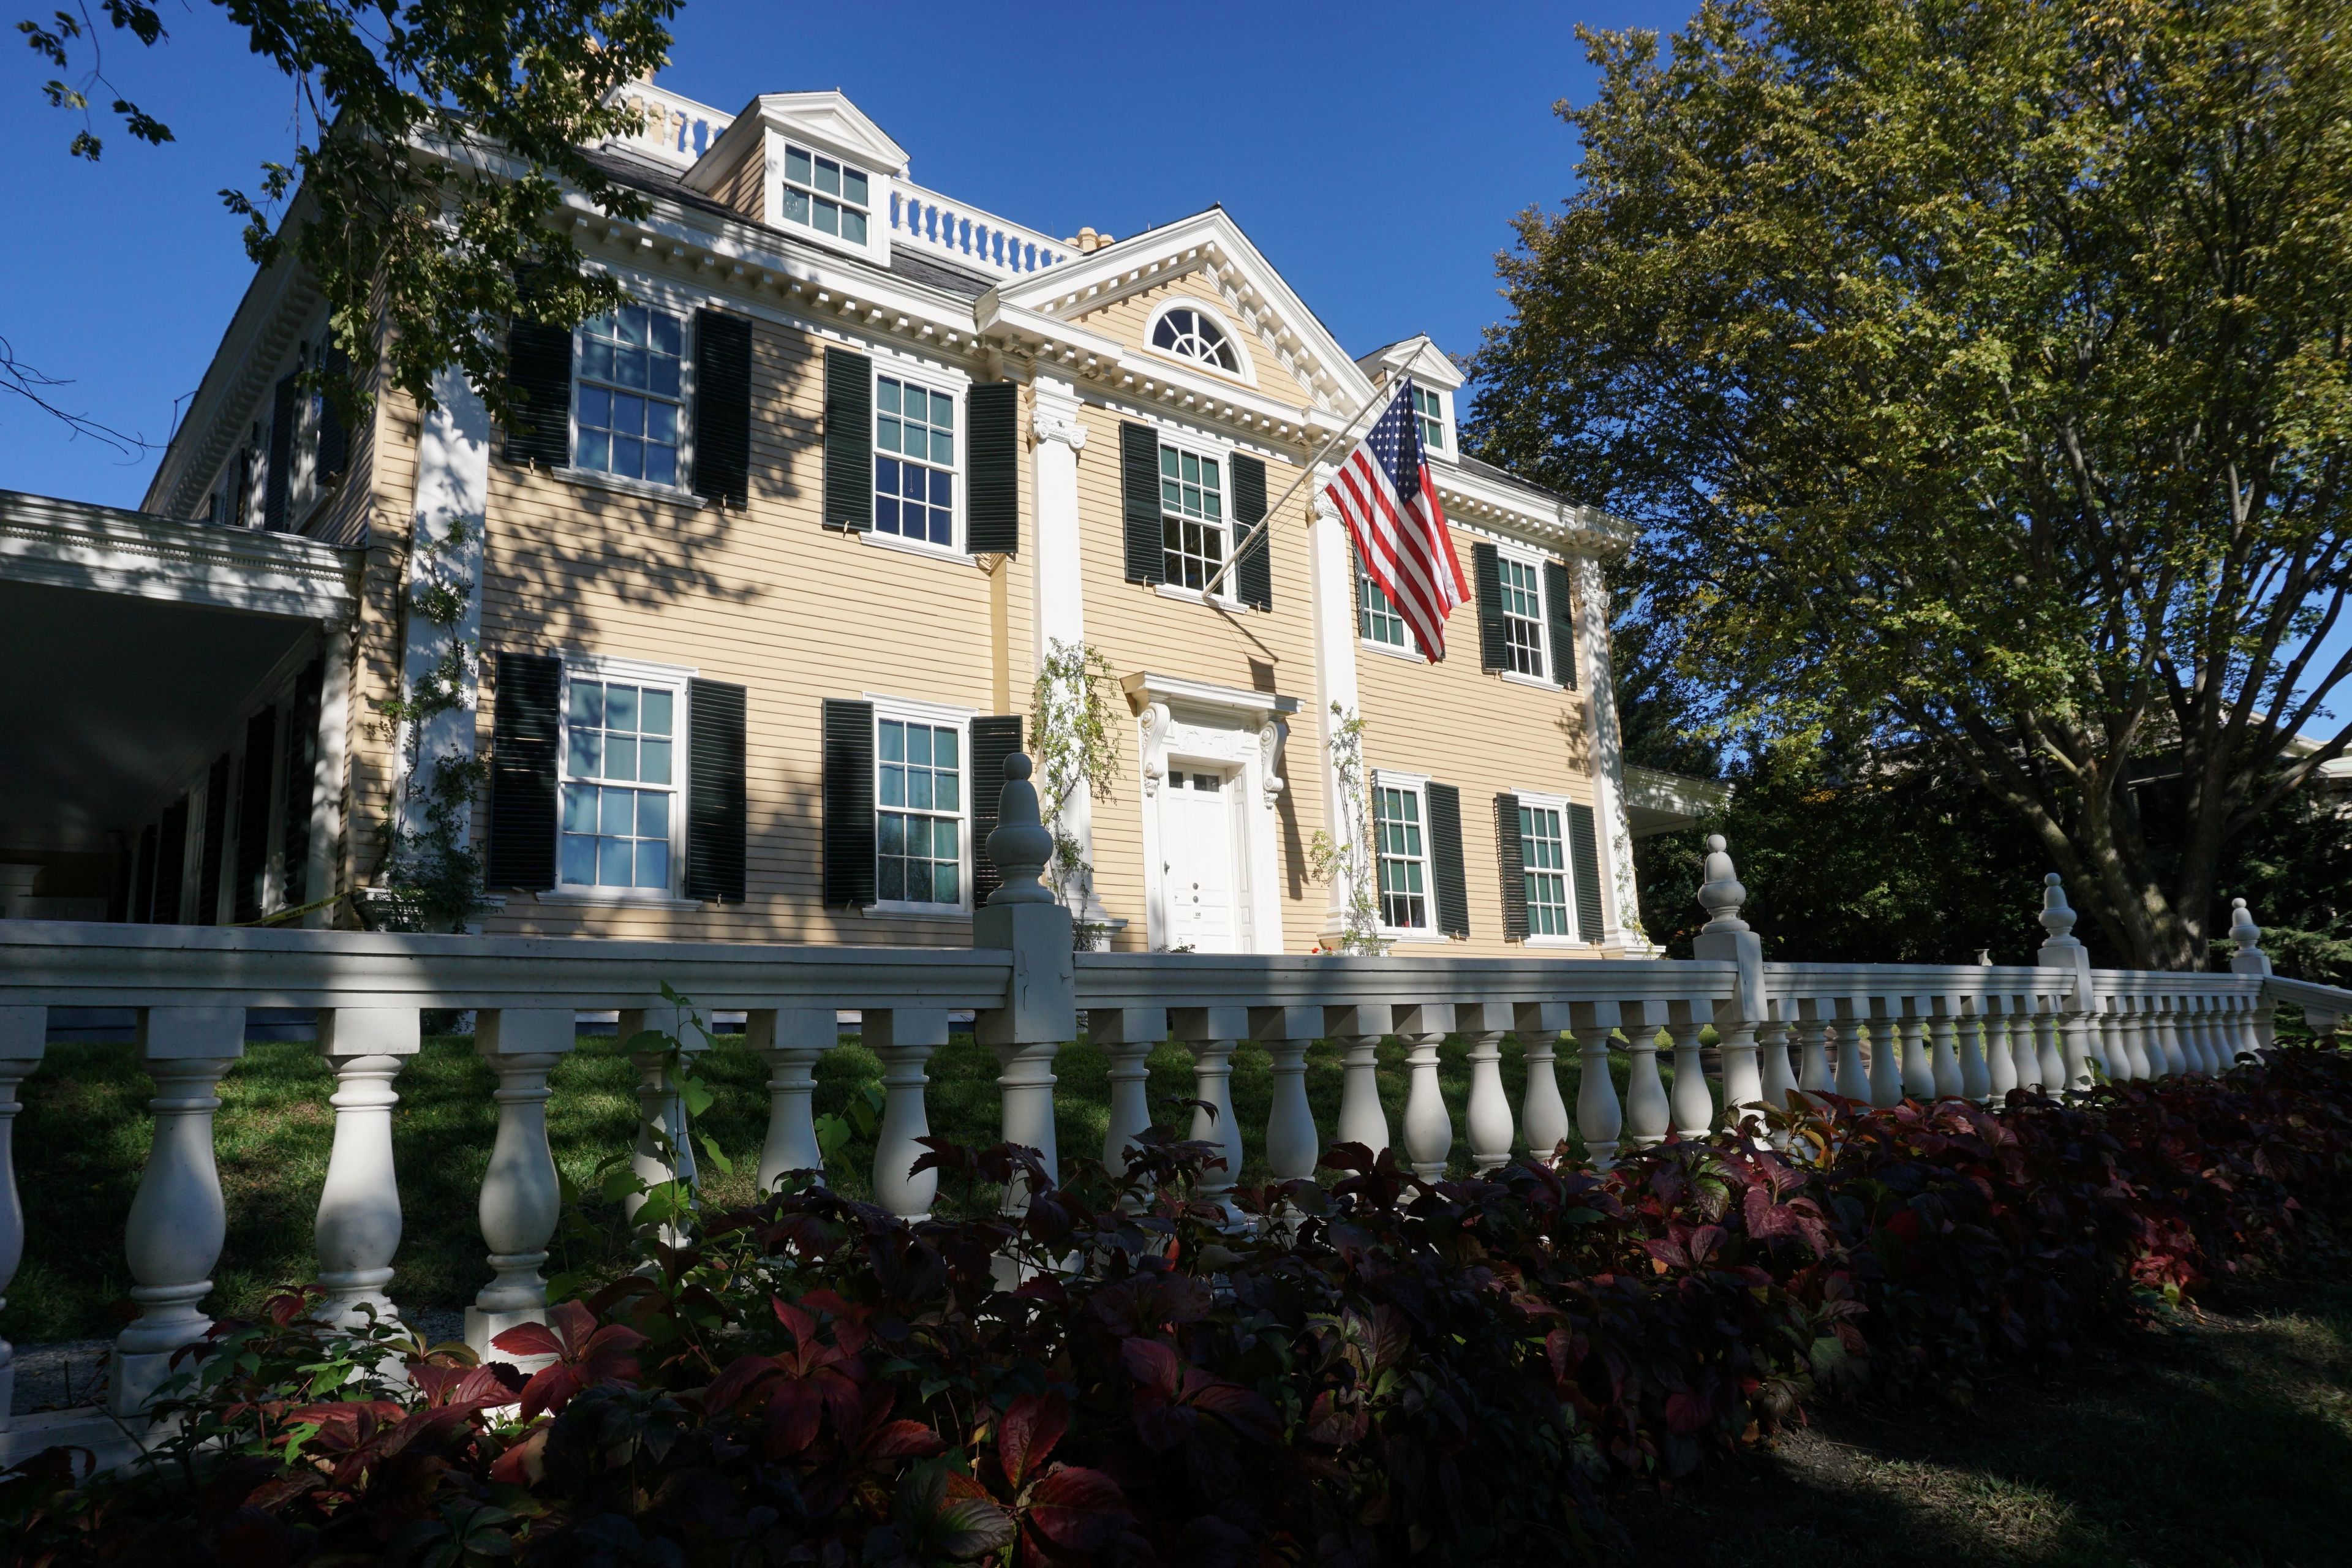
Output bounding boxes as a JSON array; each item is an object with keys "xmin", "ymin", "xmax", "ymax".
[{"xmin": 1456, "ymin": 451, "xmax": 1571, "ymax": 508}]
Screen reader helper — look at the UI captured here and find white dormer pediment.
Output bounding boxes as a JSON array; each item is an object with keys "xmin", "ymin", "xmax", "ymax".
[
  {"xmin": 684, "ymin": 90, "xmax": 911, "ymax": 195},
  {"xmin": 1355, "ymin": 334, "xmax": 1463, "ymax": 391}
]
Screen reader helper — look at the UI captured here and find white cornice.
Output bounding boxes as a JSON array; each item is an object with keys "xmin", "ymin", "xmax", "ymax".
[
  {"xmin": 1120, "ymin": 670, "xmax": 1302, "ymax": 718},
  {"xmin": 0, "ymin": 489, "xmax": 360, "ymax": 620},
  {"xmin": 145, "ymin": 260, "xmax": 318, "ymax": 521}
]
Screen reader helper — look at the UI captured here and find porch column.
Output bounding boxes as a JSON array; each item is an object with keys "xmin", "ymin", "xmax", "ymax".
[
  {"xmin": 303, "ymin": 622, "xmax": 352, "ymax": 928},
  {"xmin": 1308, "ymin": 475, "xmax": 1365, "ymax": 945},
  {"xmin": 1571, "ymin": 552, "xmax": 1647, "ymax": 955}
]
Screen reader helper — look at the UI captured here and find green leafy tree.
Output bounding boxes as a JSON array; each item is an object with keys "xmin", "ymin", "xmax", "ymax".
[
  {"xmin": 1472, "ymin": 0, "xmax": 2352, "ymax": 969},
  {"xmin": 18, "ymin": 0, "xmax": 680, "ymax": 425}
]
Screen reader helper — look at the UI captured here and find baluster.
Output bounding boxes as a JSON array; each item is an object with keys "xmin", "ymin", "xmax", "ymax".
[
  {"xmin": 1667, "ymin": 1009, "xmax": 1713, "ymax": 1140},
  {"xmin": 0, "ymin": 1008, "xmax": 42, "ymax": 1436},
  {"xmin": 2233, "ymin": 992, "xmax": 2263, "ymax": 1067},
  {"xmin": 2109, "ymin": 1000, "xmax": 2141, "ymax": 1081},
  {"xmin": 2034, "ymin": 995, "xmax": 2067, "ymax": 1093},
  {"xmin": 2087, "ymin": 1000, "xmax": 2120, "ymax": 1082},
  {"xmin": 1254, "ymin": 1008, "xmax": 1321, "ymax": 1187},
  {"xmin": 1833, "ymin": 1001, "xmax": 1871, "ymax": 1101},
  {"xmin": 1457, "ymin": 1003, "xmax": 1514, "ymax": 1174},
  {"xmin": 1172, "ymin": 1007, "xmax": 1248, "ymax": 1215},
  {"xmin": 1929, "ymin": 1003, "xmax": 1966, "ymax": 1100},
  {"xmin": 1329, "ymin": 1003, "xmax": 1393, "ymax": 1155},
  {"xmin": 622, "ymin": 1002, "xmax": 704, "ymax": 1246},
  {"xmin": 1520, "ymin": 1001, "xmax": 1575, "ymax": 1166},
  {"xmin": 1958, "ymin": 1001, "xmax": 1992, "ymax": 1102},
  {"xmin": 1865, "ymin": 1003, "xmax": 1904, "ymax": 1107},
  {"xmin": 1795, "ymin": 1001, "xmax": 1835, "ymax": 1098},
  {"xmin": 2124, "ymin": 997, "xmax": 2155, "ymax": 1080},
  {"xmin": 110, "ymin": 1006, "xmax": 244, "ymax": 1415},
  {"xmin": 1899, "ymin": 1005, "xmax": 1936, "ymax": 1099},
  {"xmin": 2007, "ymin": 995, "xmax": 2041, "ymax": 1093},
  {"xmin": 1623, "ymin": 1005, "xmax": 1672, "ymax": 1148},
  {"xmin": 313, "ymin": 1006, "xmax": 420, "ymax": 1327},
  {"xmin": 466, "ymin": 1009, "xmax": 574, "ymax": 1357},
  {"xmin": 1757, "ymin": 1008, "xmax": 1797, "ymax": 1111},
  {"xmin": 1089, "ymin": 1008, "xmax": 1164, "ymax": 1180},
  {"xmin": 1397, "ymin": 1003, "xmax": 1456, "ymax": 1180},
  {"xmin": 2157, "ymin": 998, "xmax": 2188, "ymax": 1077},
  {"xmin": 750, "ymin": 1009, "xmax": 837, "ymax": 1191},
  {"xmin": 1981, "ymin": 1000, "xmax": 2016, "ymax": 1101},
  {"xmin": 2190, "ymin": 996, "xmax": 2222, "ymax": 1075},
  {"xmin": 867, "ymin": 1009, "xmax": 946, "ymax": 1223},
  {"xmin": 2198, "ymin": 995, "xmax": 2228, "ymax": 1074}
]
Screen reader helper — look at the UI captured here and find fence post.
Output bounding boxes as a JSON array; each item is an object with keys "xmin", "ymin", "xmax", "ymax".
[
  {"xmin": 313, "ymin": 1006, "xmax": 421, "ymax": 1327},
  {"xmin": 974, "ymin": 754, "xmax": 1077, "ymax": 1215},
  {"xmin": 1690, "ymin": 835, "xmax": 1766, "ymax": 1134},
  {"xmin": 2227, "ymin": 899, "xmax": 2275, "ymax": 1052},
  {"xmin": 2037, "ymin": 874, "xmax": 2097, "ymax": 1091},
  {"xmin": 0, "ymin": 1008, "xmax": 42, "ymax": 1436}
]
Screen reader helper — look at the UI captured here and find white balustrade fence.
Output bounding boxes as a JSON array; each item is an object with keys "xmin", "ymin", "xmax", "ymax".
[
  {"xmin": 0, "ymin": 765, "xmax": 2339, "ymax": 1462},
  {"xmin": 888, "ymin": 184, "xmax": 1067, "ymax": 279}
]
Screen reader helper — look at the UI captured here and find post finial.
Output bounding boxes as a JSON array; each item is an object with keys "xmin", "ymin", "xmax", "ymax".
[
  {"xmin": 1695, "ymin": 833, "xmax": 1749, "ymax": 932},
  {"xmin": 2038, "ymin": 872, "xmax": 2078, "ymax": 942},
  {"xmin": 985, "ymin": 753, "xmax": 1055, "ymax": 906},
  {"xmin": 2230, "ymin": 896, "xmax": 2262, "ymax": 951}
]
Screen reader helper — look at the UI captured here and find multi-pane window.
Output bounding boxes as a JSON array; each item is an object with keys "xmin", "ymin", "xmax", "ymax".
[
  {"xmin": 780, "ymin": 143, "xmax": 870, "ymax": 245},
  {"xmin": 1499, "ymin": 556, "xmax": 1545, "ymax": 677},
  {"xmin": 875, "ymin": 377, "xmax": 956, "ymax": 546},
  {"xmin": 561, "ymin": 678, "xmax": 677, "ymax": 891},
  {"xmin": 1373, "ymin": 783, "xmax": 1429, "ymax": 930},
  {"xmin": 1411, "ymin": 385, "xmax": 1446, "ymax": 453},
  {"xmin": 1160, "ymin": 445, "xmax": 1226, "ymax": 591},
  {"xmin": 1357, "ymin": 549, "xmax": 1408, "ymax": 648},
  {"xmin": 1520, "ymin": 804, "xmax": 1571, "ymax": 937},
  {"xmin": 576, "ymin": 306, "xmax": 685, "ymax": 486},
  {"xmin": 878, "ymin": 718, "xmax": 963, "ymax": 906},
  {"xmin": 1152, "ymin": 306, "xmax": 1238, "ymax": 373}
]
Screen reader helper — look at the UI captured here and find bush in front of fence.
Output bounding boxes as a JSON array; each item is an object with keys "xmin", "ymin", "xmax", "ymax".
[{"xmin": 7, "ymin": 1049, "xmax": 2351, "ymax": 1567}]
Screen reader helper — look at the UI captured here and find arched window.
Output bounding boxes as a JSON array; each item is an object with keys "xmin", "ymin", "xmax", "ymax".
[{"xmin": 1151, "ymin": 306, "xmax": 1239, "ymax": 373}]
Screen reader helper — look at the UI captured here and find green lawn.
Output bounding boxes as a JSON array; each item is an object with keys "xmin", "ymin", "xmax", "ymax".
[{"xmin": 4, "ymin": 1025, "xmax": 1631, "ymax": 1344}]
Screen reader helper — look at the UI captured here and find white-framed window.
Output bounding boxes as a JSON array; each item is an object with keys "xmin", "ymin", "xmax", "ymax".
[
  {"xmin": 1498, "ymin": 554, "xmax": 1547, "ymax": 677},
  {"xmin": 780, "ymin": 141, "xmax": 871, "ymax": 246},
  {"xmin": 1150, "ymin": 304, "xmax": 1240, "ymax": 374},
  {"xmin": 1518, "ymin": 799, "xmax": 1572, "ymax": 937},
  {"xmin": 1372, "ymin": 775, "xmax": 1431, "ymax": 932},
  {"xmin": 1159, "ymin": 439, "xmax": 1232, "ymax": 595},
  {"xmin": 875, "ymin": 706, "xmax": 967, "ymax": 910},
  {"xmin": 560, "ymin": 662, "xmax": 688, "ymax": 894},
  {"xmin": 1411, "ymin": 384, "xmax": 1449, "ymax": 454},
  {"xmin": 1357, "ymin": 547, "xmax": 1409, "ymax": 650},
  {"xmin": 874, "ymin": 372, "xmax": 958, "ymax": 549},
  {"xmin": 574, "ymin": 304, "xmax": 687, "ymax": 487}
]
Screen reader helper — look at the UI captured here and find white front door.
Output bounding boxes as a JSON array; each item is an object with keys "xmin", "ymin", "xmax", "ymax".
[{"xmin": 1161, "ymin": 766, "xmax": 1243, "ymax": 952}]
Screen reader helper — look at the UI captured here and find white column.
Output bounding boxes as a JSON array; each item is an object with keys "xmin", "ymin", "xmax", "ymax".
[
  {"xmin": 1254, "ymin": 1007, "xmax": 1322, "ymax": 1186},
  {"xmin": 396, "ymin": 364, "xmax": 489, "ymax": 843},
  {"xmin": 1520, "ymin": 1001, "xmax": 1575, "ymax": 1166},
  {"xmin": 1089, "ymin": 1008, "xmax": 1165, "ymax": 1180},
  {"xmin": 303, "ymin": 622, "xmax": 352, "ymax": 928},
  {"xmin": 750, "ymin": 1009, "xmax": 837, "ymax": 1191},
  {"xmin": 466, "ymin": 1008, "xmax": 573, "ymax": 1356},
  {"xmin": 868, "ymin": 1009, "xmax": 947, "ymax": 1223},
  {"xmin": 1570, "ymin": 552, "xmax": 1648, "ymax": 954},
  {"xmin": 1308, "ymin": 479, "xmax": 1364, "ymax": 944},
  {"xmin": 1028, "ymin": 378, "xmax": 1107, "ymax": 927},
  {"xmin": 1458, "ymin": 1002, "xmax": 1513, "ymax": 1174},
  {"xmin": 111, "ymin": 1006, "xmax": 244, "ymax": 1414},
  {"xmin": 0, "ymin": 1009, "xmax": 42, "ymax": 1434},
  {"xmin": 1398, "ymin": 1003, "xmax": 1455, "ymax": 1179},
  {"xmin": 1329, "ymin": 1003, "xmax": 1393, "ymax": 1155},
  {"xmin": 313, "ymin": 1006, "xmax": 421, "ymax": 1327}
]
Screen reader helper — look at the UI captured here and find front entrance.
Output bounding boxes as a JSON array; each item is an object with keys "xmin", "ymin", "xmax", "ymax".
[{"xmin": 1159, "ymin": 766, "xmax": 1244, "ymax": 952}]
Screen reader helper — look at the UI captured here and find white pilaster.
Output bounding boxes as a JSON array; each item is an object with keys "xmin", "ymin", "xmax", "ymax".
[
  {"xmin": 303, "ymin": 622, "xmax": 352, "ymax": 928},
  {"xmin": 1028, "ymin": 377, "xmax": 1108, "ymax": 930},
  {"xmin": 396, "ymin": 365, "xmax": 489, "ymax": 841},
  {"xmin": 1570, "ymin": 553, "xmax": 1649, "ymax": 954},
  {"xmin": 1308, "ymin": 478, "xmax": 1364, "ymax": 941}
]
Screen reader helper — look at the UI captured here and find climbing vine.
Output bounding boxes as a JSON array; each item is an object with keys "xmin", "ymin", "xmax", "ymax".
[
  {"xmin": 1309, "ymin": 701, "xmax": 1388, "ymax": 954},
  {"xmin": 1030, "ymin": 639, "xmax": 1121, "ymax": 948}
]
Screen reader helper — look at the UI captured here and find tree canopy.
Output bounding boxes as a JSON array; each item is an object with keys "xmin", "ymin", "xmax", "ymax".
[{"xmin": 1471, "ymin": 0, "xmax": 2352, "ymax": 969}]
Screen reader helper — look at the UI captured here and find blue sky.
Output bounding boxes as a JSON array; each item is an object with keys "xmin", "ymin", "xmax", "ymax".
[{"xmin": 0, "ymin": 0, "xmax": 1686, "ymax": 507}]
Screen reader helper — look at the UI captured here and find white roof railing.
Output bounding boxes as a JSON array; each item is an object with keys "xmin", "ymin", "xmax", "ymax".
[{"xmin": 888, "ymin": 181, "xmax": 1068, "ymax": 280}]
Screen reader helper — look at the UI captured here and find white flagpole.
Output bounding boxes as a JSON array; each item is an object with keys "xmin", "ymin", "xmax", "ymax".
[{"xmin": 1196, "ymin": 370, "xmax": 1401, "ymax": 600}]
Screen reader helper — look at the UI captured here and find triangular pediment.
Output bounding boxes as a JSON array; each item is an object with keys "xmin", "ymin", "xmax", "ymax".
[
  {"xmin": 1355, "ymin": 334, "xmax": 1463, "ymax": 391},
  {"xmin": 684, "ymin": 89, "xmax": 910, "ymax": 194}
]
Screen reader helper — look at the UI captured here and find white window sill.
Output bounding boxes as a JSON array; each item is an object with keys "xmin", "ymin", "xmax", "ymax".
[
  {"xmin": 1359, "ymin": 637, "xmax": 1422, "ymax": 663},
  {"xmin": 1378, "ymin": 927, "xmax": 1457, "ymax": 946},
  {"xmin": 536, "ymin": 888, "xmax": 708, "ymax": 910},
  {"xmin": 862, "ymin": 902, "xmax": 972, "ymax": 922},
  {"xmin": 1521, "ymin": 935, "xmax": 1596, "ymax": 950},
  {"xmin": 1501, "ymin": 669, "xmax": 1558, "ymax": 692},
  {"xmin": 858, "ymin": 529, "xmax": 971, "ymax": 566},
  {"xmin": 1154, "ymin": 582, "xmax": 1248, "ymax": 612},
  {"xmin": 552, "ymin": 466, "xmax": 704, "ymax": 507}
]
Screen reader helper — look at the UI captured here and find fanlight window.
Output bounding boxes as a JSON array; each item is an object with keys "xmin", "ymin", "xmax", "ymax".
[{"xmin": 1152, "ymin": 307, "xmax": 1239, "ymax": 373}]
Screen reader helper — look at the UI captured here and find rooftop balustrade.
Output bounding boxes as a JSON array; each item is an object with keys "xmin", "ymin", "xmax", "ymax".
[{"xmin": 0, "ymin": 756, "xmax": 2337, "ymax": 1466}]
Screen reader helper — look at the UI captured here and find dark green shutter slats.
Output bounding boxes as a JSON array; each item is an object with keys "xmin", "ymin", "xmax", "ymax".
[
  {"xmin": 1472, "ymin": 541, "xmax": 1507, "ymax": 673},
  {"xmin": 1232, "ymin": 453, "xmax": 1271, "ymax": 610},
  {"xmin": 233, "ymin": 708, "xmax": 277, "ymax": 924},
  {"xmin": 823, "ymin": 348, "xmax": 873, "ymax": 532},
  {"xmin": 968, "ymin": 715, "xmax": 1025, "ymax": 908},
  {"xmin": 684, "ymin": 678, "xmax": 747, "ymax": 903},
  {"xmin": 967, "ymin": 383, "xmax": 1020, "ymax": 555},
  {"xmin": 487, "ymin": 652, "xmax": 563, "ymax": 891},
  {"xmin": 153, "ymin": 798, "xmax": 190, "ymax": 925},
  {"xmin": 822, "ymin": 698, "xmax": 876, "ymax": 905},
  {"xmin": 262, "ymin": 375, "xmax": 298, "ymax": 532},
  {"xmin": 130, "ymin": 824, "xmax": 157, "ymax": 924},
  {"xmin": 279, "ymin": 658, "xmax": 323, "ymax": 910},
  {"xmin": 1426, "ymin": 779, "xmax": 1469, "ymax": 939},
  {"xmin": 315, "ymin": 344, "xmax": 352, "ymax": 483},
  {"xmin": 197, "ymin": 753, "xmax": 232, "ymax": 924},
  {"xmin": 503, "ymin": 318, "xmax": 573, "ymax": 467},
  {"xmin": 1119, "ymin": 421, "xmax": 1166, "ymax": 584},
  {"xmin": 692, "ymin": 309, "xmax": 753, "ymax": 508},
  {"xmin": 1567, "ymin": 802, "xmax": 1605, "ymax": 943},
  {"xmin": 1545, "ymin": 558, "xmax": 1577, "ymax": 689},
  {"xmin": 1494, "ymin": 792, "xmax": 1528, "ymax": 942}
]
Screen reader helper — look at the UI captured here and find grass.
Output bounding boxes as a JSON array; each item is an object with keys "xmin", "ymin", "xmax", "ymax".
[{"xmin": 4, "ymin": 1024, "xmax": 1636, "ymax": 1344}]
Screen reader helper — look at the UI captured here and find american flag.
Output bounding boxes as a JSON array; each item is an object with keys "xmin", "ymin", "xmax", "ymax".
[{"xmin": 1325, "ymin": 378, "xmax": 1468, "ymax": 663}]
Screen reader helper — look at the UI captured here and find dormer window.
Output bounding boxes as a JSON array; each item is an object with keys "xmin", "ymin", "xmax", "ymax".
[
  {"xmin": 1152, "ymin": 306, "xmax": 1238, "ymax": 373},
  {"xmin": 780, "ymin": 142, "xmax": 870, "ymax": 245},
  {"xmin": 1411, "ymin": 384, "xmax": 1448, "ymax": 453}
]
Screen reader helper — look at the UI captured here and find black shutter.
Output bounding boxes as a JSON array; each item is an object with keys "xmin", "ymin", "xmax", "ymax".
[
  {"xmin": 968, "ymin": 715, "xmax": 1024, "ymax": 908},
  {"xmin": 692, "ymin": 308, "xmax": 753, "ymax": 508},
  {"xmin": 684, "ymin": 678, "xmax": 747, "ymax": 902},
  {"xmin": 822, "ymin": 348, "xmax": 872, "ymax": 531},
  {"xmin": 1472, "ymin": 541, "xmax": 1507, "ymax": 673},
  {"xmin": 233, "ymin": 708, "xmax": 277, "ymax": 923},
  {"xmin": 1544, "ymin": 558, "xmax": 1577, "ymax": 689},
  {"xmin": 967, "ymin": 382, "xmax": 1020, "ymax": 555},
  {"xmin": 130, "ymin": 823, "xmax": 157, "ymax": 924},
  {"xmin": 503, "ymin": 318, "xmax": 573, "ymax": 467},
  {"xmin": 1494, "ymin": 793, "xmax": 1528, "ymax": 941},
  {"xmin": 487, "ymin": 652, "xmax": 562, "ymax": 891},
  {"xmin": 262, "ymin": 375, "xmax": 298, "ymax": 532},
  {"xmin": 315, "ymin": 344, "xmax": 352, "ymax": 482},
  {"xmin": 1119, "ymin": 421, "xmax": 1166, "ymax": 584},
  {"xmin": 279, "ymin": 658, "xmax": 323, "ymax": 910},
  {"xmin": 1426, "ymin": 780, "xmax": 1469, "ymax": 939},
  {"xmin": 822, "ymin": 699, "xmax": 876, "ymax": 905},
  {"xmin": 197, "ymin": 753, "xmax": 232, "ymax": 924},
  {"xmin": 1231, "ymin": 453, "xmax": 1271, "ymax": 610},
  {"xmin": 1567, "ymin": 802, "xmax": 1605, "ymax": 943},
  {"xmin": 153, "ymin": 799, "xmax": 189, "ymax": 924}
]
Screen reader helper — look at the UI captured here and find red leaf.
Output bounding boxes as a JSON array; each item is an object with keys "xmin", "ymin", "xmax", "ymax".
[
  {"xmin": 998, "ymin": 1392, "xmax": 1068, "ymax": 1491},
  {"xmin": 704, "ymin": 1352, "xmax": 780, "ymax": 1417},
  {"xmin": 517, "ymin": 1363, "xmax": 586, "ymax": 1422},
  {"xmin": 865, "ymin": 1419, "xmax": 949, "ymax": 1461},
  {"xmin": 1025, "ymin": 1465, "xmax": 1131, "ymax": 1551},
  {"xmin": 765, "ymin": 1378, "xmax": 825, "ymax": 1456},
  {"xmin": 1118, "ymin": 1336, "xmax": 1180, "ymax": 1395},
  {"xmin": 488, "ymin": 1425, "xmax": 548, "ymax": 1485},
  {"xmin": 491, "ymin": 1321, "xmax": 565, "ymax": 1360},
  {"xmin": 1180, "ymin": 1373, "xmax": 1280, "ymax": 1446},
  {"xmin": 1664, "ymin": 1389, "xmax": 1714, "ymax": 1434}
]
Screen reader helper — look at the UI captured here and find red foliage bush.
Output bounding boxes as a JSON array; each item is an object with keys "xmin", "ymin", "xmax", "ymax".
[{"xmin": 7, "ymin": 1049, "xmax": 2350, "ymax": 1566}]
